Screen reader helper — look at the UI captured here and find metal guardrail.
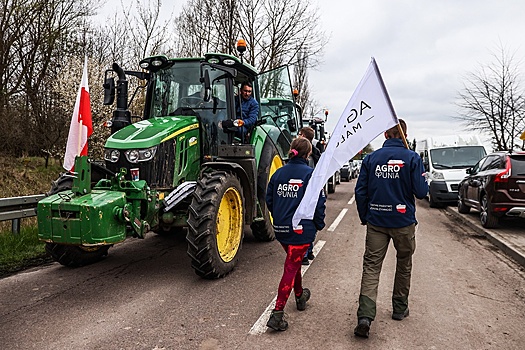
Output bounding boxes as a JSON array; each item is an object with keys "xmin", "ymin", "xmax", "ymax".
[{"xmin": 0, "ymin": 194, "xmax": 45, "ymax": 234}]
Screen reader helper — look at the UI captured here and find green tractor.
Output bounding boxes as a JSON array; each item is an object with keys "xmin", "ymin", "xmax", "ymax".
[
  {"xmin": 37, "ymin": 47, "xmax": 302, "ymax": 278},
  {"xmin": 302, "ymin": 112, "xmax": 339, "ymax": 194}
]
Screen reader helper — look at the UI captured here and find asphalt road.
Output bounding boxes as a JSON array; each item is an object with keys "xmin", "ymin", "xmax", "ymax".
[{"xmin": 1, "ymin": 180, "xmax": 524, "ymax": 349}]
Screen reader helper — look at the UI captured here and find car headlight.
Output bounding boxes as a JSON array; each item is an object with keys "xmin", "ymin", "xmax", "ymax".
[
  {"xmin": 124, "ymin": 146, "xmax": 157, "ymax": 163},
  {"xmin": 104, "ymin": 149, "xmax": 121, "ymax": 163},
  {"xmin": 431, "ymin": 170, "xmax": 444, "ymax": 180}
]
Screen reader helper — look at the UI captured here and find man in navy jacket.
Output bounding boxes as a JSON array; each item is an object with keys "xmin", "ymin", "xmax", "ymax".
[
  {"xmin": 221, "ymin": 82, "xmax": 259, "ymax": 142},
  {"xmin": 353, "ymin": 119, "xmax": 428, "ymax": 338}
]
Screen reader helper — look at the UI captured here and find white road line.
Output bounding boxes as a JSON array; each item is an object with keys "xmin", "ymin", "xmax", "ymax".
[
  {"xmin": 327, "ymin": 208, "xmax": 348, "ymax": 232},
  {"xmin": 248, "ymin": 240, "xmax": 326, "ymax": 336},
  {"xmin": 348, "ymin": 195, "xmax": 355, "ymax": 205}
]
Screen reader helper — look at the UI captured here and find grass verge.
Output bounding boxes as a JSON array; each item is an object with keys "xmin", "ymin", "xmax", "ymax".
[{"xmin": 0, "ymin": 226, "xmax": 52, "ymax": 278}]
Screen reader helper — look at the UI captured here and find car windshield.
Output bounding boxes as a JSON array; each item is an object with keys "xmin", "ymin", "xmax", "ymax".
[{"xmin": 430, "ymin": 146, "xmax": 486, "ymax": 169}]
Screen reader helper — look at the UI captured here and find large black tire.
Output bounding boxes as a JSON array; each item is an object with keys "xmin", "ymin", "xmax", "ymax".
[
  {"xmin": 44, "ymin": 173, "xmax": 111, "ymax": 267},
  {"xmin": 187, "ymin": 171, "xmax": 245, "ymax": 279},
  {"xmin": 250, "ymin": 207, "xmax": 274, "ymax": 241},
  {"xmin": 251, "ymin": 143, "xmax": 282, "ymax": 241},
  {"xmin": 457, "ymin": 196, "xmax": 471, "ymax": 214},
  {"xmin": 45, "ymin": 243, "xmax": 110, "ymax": 267},
  {"xmin": 428, "ymin": 193, "xmax": 443, "ymax": 208},
  {"xmin": 46, "ymin": 173, "xmax": 74, "ymax": 196},
  {"xmin": 480, "ymin": 194, "xmax": 498, "ymax": 228},
  {"xmin": 328, "ymin": 175, "xmax": 336, "ymax": 194}
]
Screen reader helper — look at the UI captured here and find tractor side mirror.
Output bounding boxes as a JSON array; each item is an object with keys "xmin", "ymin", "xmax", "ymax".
[
  {"xmin": 287, "ymin": 118, "xmax": 297, "ymax": 132},
  {"xmin": 202, "ymin": 70, "xmax": 211, "ymax": 102},
  {"xmin": 103, "ymin": 77, "xmax": 115, "ymax": 105}
]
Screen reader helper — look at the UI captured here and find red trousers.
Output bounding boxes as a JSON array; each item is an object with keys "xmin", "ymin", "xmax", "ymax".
[{"xmin": 274, "ymin": 243, "xmax": 310, "ymax": 311}]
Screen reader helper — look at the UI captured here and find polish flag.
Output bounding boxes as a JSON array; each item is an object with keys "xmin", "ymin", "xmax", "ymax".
[{"xmin": 63, "ymin": 56, "xmax": 93, "ymax": 171}]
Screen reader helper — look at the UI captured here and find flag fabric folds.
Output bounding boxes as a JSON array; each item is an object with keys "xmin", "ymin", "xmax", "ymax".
[
  {"xmin": 292, "ymin": 58, "xmax": 399, "ymax": 227},
  {"xmin": 63, "ymin": 56, "xmax": 93, "ymax": 171}
]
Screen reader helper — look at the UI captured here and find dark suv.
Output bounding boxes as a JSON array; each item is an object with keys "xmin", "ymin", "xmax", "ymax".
[{"xmin": 457, "ymin": 151, "xmax": 525, "ymax": 228}]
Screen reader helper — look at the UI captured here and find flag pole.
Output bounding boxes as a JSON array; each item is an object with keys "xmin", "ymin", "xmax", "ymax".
[
  {"xmin": 77, "ymin": 118, "xmax": 83, "ymax": 156},
  {"xmin": 372, "ymin": 57, "xmax": 408, "ymax": 149},
  {"xmin": 397, "ymin": 123, "xmax": 409, "ymax": 149}
]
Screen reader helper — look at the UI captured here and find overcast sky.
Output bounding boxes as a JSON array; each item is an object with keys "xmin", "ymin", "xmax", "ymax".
[
  {"xmin": 309, "ymin": 0, "xmax": 525, "ymax": 150},
  {"xmin": 99, "ymin": 0, "xmax": 525, "ymax": 151}
]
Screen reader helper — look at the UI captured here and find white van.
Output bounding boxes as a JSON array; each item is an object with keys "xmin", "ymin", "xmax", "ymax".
[{"xmin": 415, "ymin": 135, "xmax": 488, "ymax": 207}]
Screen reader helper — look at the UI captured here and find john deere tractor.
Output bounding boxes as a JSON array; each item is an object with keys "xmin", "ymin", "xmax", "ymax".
[{"xmin": 37, "ymin": 46, "xmax": 302, "ymax": 278}]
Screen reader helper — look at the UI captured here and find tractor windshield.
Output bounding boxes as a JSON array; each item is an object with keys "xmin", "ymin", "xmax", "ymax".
[
  {"xmin": 148, "ymin": 61, "xmax": 231, "ymax": 155},
  {"xmin": 260, "ymin": 98, "xmax": 300, "ymax": 140}
]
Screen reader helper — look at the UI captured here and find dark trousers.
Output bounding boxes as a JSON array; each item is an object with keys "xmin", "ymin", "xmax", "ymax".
[{"xmin": 357, "ymin": 223, "xmax": 416, "ymax": 320}]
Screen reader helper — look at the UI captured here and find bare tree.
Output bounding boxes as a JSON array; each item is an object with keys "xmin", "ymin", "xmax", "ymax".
[
  {"xmin": 0, "ymin": 0, "xmax": 98, "ymax": 158},
  {"xmin": 174, "ymin": 0, "xmax": 327, "ymax": 112},
  {"xmin": 456, "ymin": 46, "xmax": 525, "ymax": 151},
  {"xmin": 175, "ymin": 0, "xmax": 239, "ymax": 57},
  {"xmin": 84, "ymin": 14, "xmax": 130, "ymax": 67},
  {"xmin": 245, "ymin": 0, "xmax": 326, "ymax": 72},
  {"xmin": 293, "ymin": 48, "xmax": 313, "ymax": 114},
  {"xmin": 123, "ymin": 0, "xmax": 174, "ymax": 63}
]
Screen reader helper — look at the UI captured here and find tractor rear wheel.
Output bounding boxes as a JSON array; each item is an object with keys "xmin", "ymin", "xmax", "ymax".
[
  {"xmin": 44, "ymin": 173, "xmax": 111, "ymax": 267},
  {"xmin": 187, "ymin": 171, "xmax": 244, "ymax": 279},
  {"xmin": 251, "ymin": 150, "xmax": 283, "ymax": 241}
]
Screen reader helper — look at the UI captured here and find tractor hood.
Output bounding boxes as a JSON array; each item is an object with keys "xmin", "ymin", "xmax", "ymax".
[{"xmin": 105, "ymin": 116, "xmax": 199, "ymax": 149}]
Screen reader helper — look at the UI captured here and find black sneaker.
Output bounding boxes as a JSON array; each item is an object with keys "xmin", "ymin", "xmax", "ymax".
[
  {"xmin": 302, "ymin": 256, "xmax": 310, "ymax": 265},
  {"xmin": 392, "ymin": 308, "xmax": 409, "ymax": 320},
  {"xmin": 307, "ymin": 252, "xmax": 315, "ymax": 260},
  {"xmin": 267, "ymin": 310, "xmax": 288, "ymax": 331},
  {"xmin": 354, "ymin": 317, "xmax": 371, "ymax": 338},
  {"xmin": 295, "ymin": 288, "xmax": 311, "ymax": 311}
]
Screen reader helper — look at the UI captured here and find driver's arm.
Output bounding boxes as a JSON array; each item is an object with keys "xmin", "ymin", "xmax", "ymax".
[{"xmin": 240, "ymin": 98, "xmax": 259, "ymax": 131}]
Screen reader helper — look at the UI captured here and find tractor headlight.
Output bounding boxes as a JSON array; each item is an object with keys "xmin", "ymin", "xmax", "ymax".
[
  {"xmin": 104, "ymin": 149, "xmax": 120, "ymax": 163},
  {"xmin": 124, "ymin": 146, "xmax": 157, "ymax": 163},
  {"xmin": 126, "ymin": 150, "xmax": 140, "ymax": 163}
]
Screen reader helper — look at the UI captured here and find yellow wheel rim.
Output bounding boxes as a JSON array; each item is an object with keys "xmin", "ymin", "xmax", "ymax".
[
  {"xmin": 216, "ymin": 186, "xmax": 243, "ymax": 262},
  {"xmin": 268, "ymin": 154, "xmax": 284, "ymax": 223},
  {"xmin": 269, "ymin": 154, "xmax": 284, "ymax": 177}
]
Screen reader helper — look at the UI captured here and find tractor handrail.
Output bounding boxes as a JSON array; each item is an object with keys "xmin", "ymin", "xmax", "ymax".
[{"xmin": 0, "ymin": 194, "xmax": 45, "ymax": 234}]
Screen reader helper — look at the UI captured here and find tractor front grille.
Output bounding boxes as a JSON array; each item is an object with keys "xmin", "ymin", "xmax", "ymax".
[{"xmin": 106, "ymin": 140, "xmax": 176, "ymax": 189}]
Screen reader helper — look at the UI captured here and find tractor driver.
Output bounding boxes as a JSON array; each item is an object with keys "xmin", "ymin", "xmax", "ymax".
[{"xmin": 221, "ymin": 82, "xmax": 259, "ymax": 142}]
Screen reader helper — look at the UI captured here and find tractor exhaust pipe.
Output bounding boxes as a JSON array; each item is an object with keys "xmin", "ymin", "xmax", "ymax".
[{"xmin": 110, "ymin": 62, "xmax": 131, "ymax": 134}]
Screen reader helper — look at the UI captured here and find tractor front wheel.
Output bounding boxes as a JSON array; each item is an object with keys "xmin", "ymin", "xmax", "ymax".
[
  {"xmin": 45, "ymin": 243, "xmax": 110, "ymax": 267},
  {"xmin": 187, "ymin": 171, "xmax": 244, "ymax": 279}
]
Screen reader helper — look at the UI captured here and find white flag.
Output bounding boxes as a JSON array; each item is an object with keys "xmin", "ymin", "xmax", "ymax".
[
  {"xmin": 292, "ymin": 58, "xmax": 398, "ymax": 227},
  {"xmin": 63, "ymin": 56, "xmax": 93, "ymax": 171}
]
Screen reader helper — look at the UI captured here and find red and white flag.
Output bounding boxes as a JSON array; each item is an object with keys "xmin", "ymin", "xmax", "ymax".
[
  {"xmin": 63, "ymin": 56, "xmax": 93, "ymax": 171},
  {"xmin": 292, "ymin": 58, "xmax": 399, "ymax": 227}
]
